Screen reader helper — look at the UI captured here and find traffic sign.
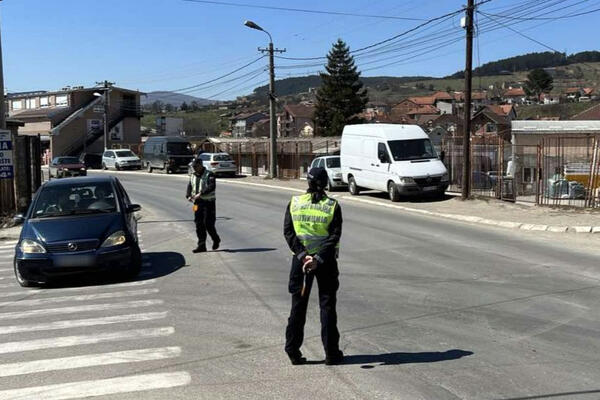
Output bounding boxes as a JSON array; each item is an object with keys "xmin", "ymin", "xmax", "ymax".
[{"xmin": 0, "ymin": 130, "xmax": 14, "ymax": 180}]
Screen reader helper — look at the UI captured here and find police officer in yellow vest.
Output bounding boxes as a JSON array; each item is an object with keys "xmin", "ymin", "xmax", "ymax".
[
  {"xmin": 186, "ymin": 158, "xmax": 220, "ymax": 253},
  {"xmin": 283, "ymin": 167, "xmax": 343, "ymax": 365}
]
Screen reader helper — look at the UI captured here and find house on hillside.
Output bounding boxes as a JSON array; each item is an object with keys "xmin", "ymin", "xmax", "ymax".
[
  {"xmin": 364, "ymin": 102, "xmax": 391, "ymax": 121},
  {"xmin": 7, "ymin": 86, "xmax": 143, "ymax": 158},
  {"xmin": 453, "ymin": 91, "xmax": 489, "ymax": 111},
  {"xmin": 541, "ymin": 93, "xmax": 560, "ymax": 105},
  {"xmin": 502, "ymin": 87, "xmax": 526, "ymax": 104},
  {"xmin": 471, "ymin": 105, "xmax": 515, "ymax": 142},
  {"xmin": 277, "ymin": 103, "xmax": 315, "ymax": 138},
  {"xmin": 431, "ymin": 91, "xmax": 454, "ymax": 114},
  {"xmin": 230, "ymin": 111, "xmax": 267, "ymax": 138}
]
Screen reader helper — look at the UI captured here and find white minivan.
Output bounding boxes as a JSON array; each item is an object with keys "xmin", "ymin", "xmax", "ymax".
[{"xmin": 341, "ymin": 124, "xmax": 448, "ymax": 201}]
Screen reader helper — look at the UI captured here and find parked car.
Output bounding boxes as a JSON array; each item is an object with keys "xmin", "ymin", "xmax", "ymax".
[
  {"xmin": 340, "ymin": 124, "xmax": 449, "ymax": 202},
  {"xmin": 142, "ymin": 136, "xmax": 194, "ymax": 173},
  {"xmin": 195, "ymin": 152, "xmax": 237, "ymax": 177},
  {"xmin": 12, "ymin": 175, "xmax": 142, "ymax": 287},
  {"xmin": 79, "ymin": 153, "xmax": 103, "ymax": 169},
  {"xmin": 49, "ymin": 156, "xmax": 87, "ymax": 179},
  {"xmin": 102, "ymin": 149, "xmax": 142, "ymax": 170},
  {"xmin": 309, "ymin": 155, "xmax": 346, "ymax": 191}
]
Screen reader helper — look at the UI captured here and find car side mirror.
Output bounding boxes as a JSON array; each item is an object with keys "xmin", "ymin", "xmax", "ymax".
[
  {"xmin": 440, "ymin": 151, "xmax": 446, "ymax": 162},
  {"xmin": 378, "ymin": 152, "xmax": 389, "ymax": 163},
  {"xmin": 126, "ymin": 204, "xmax": 141, "ymax": 213},
  {"xmin": 13, "ymin": 214, "xmax": 25, "ymax": 225}
]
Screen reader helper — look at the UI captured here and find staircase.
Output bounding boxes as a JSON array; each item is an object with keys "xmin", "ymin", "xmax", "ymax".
[{"xmin": 65, "ymin": 116, "xmax": 125, "ymax": 157}]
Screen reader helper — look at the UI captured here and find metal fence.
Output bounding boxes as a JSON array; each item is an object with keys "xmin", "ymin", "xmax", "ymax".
[{"xmin": 442, "ymin": 135, "xmax": 600, "ymax": 208}]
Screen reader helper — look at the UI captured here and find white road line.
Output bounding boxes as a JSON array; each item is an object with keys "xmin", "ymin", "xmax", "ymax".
[
  {"xmin": 0, "ymin": 278, "xmax": 157, "ymax": 295},
  {"xmin": 0, "ymin": 288, "xmax": 159, "ymax": 307},
  {"xmin": 0, "ymin": 326, "xmax": 174, "ymax": 354},
  {"xmin": 0, "ymin": 299, "xmax": 163, "ymax": 321},
  {"xmin": 0, "ymin": 371, "xmax": 191, "ymax": 400},
  {"xmin": 0, "ymin": 268, "xmax": 12, "ymax": 273},
  {"xmin": 0, "ymin": 311, "xmax": 168, "ymax": 335},
  {"xmin": 0, "ymin": 346, "xmax": 181, "ymax": 378}
]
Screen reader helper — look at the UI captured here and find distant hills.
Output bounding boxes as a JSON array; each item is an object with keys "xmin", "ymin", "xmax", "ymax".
[{"xmin": 142, "ymin": 91, "xmax": 214, "ymax": 107}]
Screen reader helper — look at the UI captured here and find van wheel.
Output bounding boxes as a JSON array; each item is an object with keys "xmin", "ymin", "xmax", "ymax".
[
  {"xmin": 102, "ymin": 163, "xmax": 107, "ymax": 170},
  {"xmin": 388, "ymin": 182, "xmax": 400, "ymax": 202},
  {"xmin": 348, "ymin": 177, "xmax": 360, "ymax": 196},
  {"xmin": 147, "ymin": 163, "xmax": 153, "ymax": 173}
]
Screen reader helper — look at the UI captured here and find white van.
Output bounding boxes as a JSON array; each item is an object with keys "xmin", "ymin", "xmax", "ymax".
[{"xmin": 341, "ymin": 124, "xmax": 448, "ymax": 201}]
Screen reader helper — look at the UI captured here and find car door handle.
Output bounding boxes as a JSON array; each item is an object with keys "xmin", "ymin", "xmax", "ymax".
[{"xmin": 371, "ymin": 163, "xmax": 379, "ymax": 167}]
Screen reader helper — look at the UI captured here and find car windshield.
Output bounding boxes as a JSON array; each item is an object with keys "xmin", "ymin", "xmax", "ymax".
[
  {"xmin": 115, "ymin": 150, "xmax": 136, "ymax": 157},
  {"xmin": 167, "ymin": 142, "xmax": 192, "ymax": 155},
  {"xmin": 326, "ymin": 158, "xmax": 340, "ymax": 168},
  {"xmin": 57, "ymin": 157, "xmax": 80, "ymax": 164},
  {"xmin": 387, "ymin": 139, "xmax": 437, "ymax": 161},
  {"xmin": 214, "ymin": 154, "xmax": 232, "ymax": 161},
  {"xmin": 32, "ymin": 182, "xmax": 118, "ymax": 218}
]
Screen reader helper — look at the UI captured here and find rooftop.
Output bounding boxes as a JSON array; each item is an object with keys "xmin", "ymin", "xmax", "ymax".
[{"xmin": 512, "ymin": 120, "xmax": 600, "ymax": 134}]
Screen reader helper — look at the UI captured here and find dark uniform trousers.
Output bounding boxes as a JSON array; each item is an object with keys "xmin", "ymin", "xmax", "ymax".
[
  {"xmin": 285, "ymin": 256, "xmax": 340, "ymax": 357},
  {"xmin": 194, "ymin": 199, "xmax": 220, "ymax": 246}
]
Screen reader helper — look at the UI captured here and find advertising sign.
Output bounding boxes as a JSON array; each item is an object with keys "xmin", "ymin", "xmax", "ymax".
[{"xmin": 0, "ymin": 131, "xmax": 13, "ymax": 179}]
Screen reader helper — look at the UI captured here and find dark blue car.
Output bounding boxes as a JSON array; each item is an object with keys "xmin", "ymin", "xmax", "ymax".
[{"xmin": 14, "ymin": 176, "xmax": 142, "ymax": 287}]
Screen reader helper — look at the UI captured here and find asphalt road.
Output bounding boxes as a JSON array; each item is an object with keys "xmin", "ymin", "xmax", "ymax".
[{"xmin": 1, "ymin": 170, "xmax": 600, "ymax": 399}]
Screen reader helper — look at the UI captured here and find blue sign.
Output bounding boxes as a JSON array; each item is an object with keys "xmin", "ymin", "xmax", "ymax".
[{"xmin": 0, "ymin": 131, "xmax": 13, "ymax": 180}]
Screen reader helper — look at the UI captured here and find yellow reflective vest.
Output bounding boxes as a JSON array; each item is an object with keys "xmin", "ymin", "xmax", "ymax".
[
  {"xmin": 290, "ymin": 193, "xmax": 339, "ymax": 255},
  {"xmin": 190, "ymin": 171, "xmax": 215, "ymax": 201}
]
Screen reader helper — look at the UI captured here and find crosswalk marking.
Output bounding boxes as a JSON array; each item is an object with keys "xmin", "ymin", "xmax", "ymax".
[
  {"xmin": 0, "ymin": 278, "xmax": 157, "ymax": 294},
  {"xmin": 0, "ymin": 371, "xmax": 191, "ymax": 400},
  {"xmin": 0, "ymin": 311, "xmax": 168, "ymax": 335},
  {"xmin": 0, "ymin": 326, "xmax": 175, "ymax": 354},
  {"xmin": 0, "ymin": 288, "xmax": 159, "ymax": 307},
  {"xmin": 0, "ymin": 346, "xmax": 181, "ymax": 378},
  {"xmin": 0, "ymin": 299, "xmax": 163, "ymax": 321},
  {"xmin": 0, "ymin": 268, "xmax": 12, "ymax": 273}
]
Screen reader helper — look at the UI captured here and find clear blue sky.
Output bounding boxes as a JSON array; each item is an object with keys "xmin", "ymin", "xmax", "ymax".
[{"xmin": 2, "ymin": 0, "xmax": 599, "ymax": 100}]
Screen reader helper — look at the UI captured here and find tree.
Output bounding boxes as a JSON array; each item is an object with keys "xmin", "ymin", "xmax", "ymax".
[
  {"xmin": 151, "ymin": 100, "xmax": 163, "ymax": 114},
  {"xmin": 180, "ymin": 102, "xmax": 189, "ymax": 111},
  {"xmin": 165, "ymin": 103, "xmax": 175, "ymax": 113},
  {"xmin": 315, "ymin": 39, "xmax": 368, "ymax": 137},
  {"xmin": 428, "ymin": 84, "xmax": 435, "ymax": 91},
  {"xmin": 524, "ymin": 68, "xmax": 554, "ymax": 101},
  {"xmin": 190, "ymin": 101, "xmax": 200, "ymax": 111}
]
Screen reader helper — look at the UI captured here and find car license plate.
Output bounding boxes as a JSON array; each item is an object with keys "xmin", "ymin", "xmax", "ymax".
[
  {"xmin": 423, "ymin": 186, "xmax": 437, "ymax": 191},
  {"xmin": 221, "ymin": 163, "xmax": 230, "ymax": 167}
]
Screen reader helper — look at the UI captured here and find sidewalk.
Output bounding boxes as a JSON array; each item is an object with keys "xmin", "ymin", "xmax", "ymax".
[{"xmin": 221, "ymin": 176, "xmax": 600, "ymax": 234}]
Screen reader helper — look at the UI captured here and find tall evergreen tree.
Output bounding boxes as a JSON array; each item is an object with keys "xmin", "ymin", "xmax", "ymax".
[
  {"xmin": 315, "ymin": 39, "xmax": 368, "ymax": 137},
  {"xmin": 524, "ymin": 68, "xmax": 554, "ymax": 101}
]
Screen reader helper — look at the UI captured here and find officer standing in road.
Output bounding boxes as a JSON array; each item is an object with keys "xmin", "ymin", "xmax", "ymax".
[
  {"xmin": 283, "ymin": 167, "xmax": 344, "ymax": 365},
  {"xmin": 186, "ymin": 158, "xmax": 220, "ymax": 253}
]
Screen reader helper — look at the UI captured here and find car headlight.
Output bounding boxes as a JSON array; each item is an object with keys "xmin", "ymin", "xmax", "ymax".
[
  {"xmin": 80, "ymin": 167, "xmax": 86, "ymax": 171},
  {"xmin": 399, "ymin": 177, "xmax": 416, "ymax": 185},
  {"xmin": 334, "ymin": 173, "xmax": 342, "ymax": 178},
  {"xmin": 101, "ymin": 231, "xmax": 127, "ymax": 247},
  {"xmin": 20, "ymin": 239, "xmax": 46, "ymax": 254},
  {"xmin": 441, "ymin": 172, "xmax": 449, "ymax": 182}
]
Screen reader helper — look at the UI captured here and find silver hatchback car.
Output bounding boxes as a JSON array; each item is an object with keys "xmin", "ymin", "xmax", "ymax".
[
  {"xmin": 196, "ymin": 152, "xmax": 237, "ymax": 177},
  {"xmin": 309, "ymin": 155, "xmax": 346, "ymax": 191}
]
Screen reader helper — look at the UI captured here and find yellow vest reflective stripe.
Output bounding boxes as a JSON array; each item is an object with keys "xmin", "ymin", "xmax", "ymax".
[
  {"xmin": 190, "ymin": 172, "xmax": 215, "ymax": 200},
  {"xmin": 290, "ymin": 193, "xmax": 338, "ymax": 255}
]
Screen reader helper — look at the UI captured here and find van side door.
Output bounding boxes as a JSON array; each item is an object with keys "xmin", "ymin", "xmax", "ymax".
[
  {"xmin": 360, "ymin": 138, "xmax": 376, "ymax": 189},
  {"xmin": 373, "ymin": 142, "xmax": 393, "ymax": 191}
]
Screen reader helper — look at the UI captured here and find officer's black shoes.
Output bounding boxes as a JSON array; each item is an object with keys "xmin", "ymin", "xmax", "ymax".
[
  {"xmin": 287, "ymin": 352, "xmax": 306, "ymax": 365},
  {"xmin": 325, "ymin": 350, "xmax": 344, "ymax": 366},
  {"xmin": 212, "ymin": 239, "xmax": 220, "ymax": 251},
  {"xmin": 192, "ymin": 246, "xmax": 207, "ymax": 253}
]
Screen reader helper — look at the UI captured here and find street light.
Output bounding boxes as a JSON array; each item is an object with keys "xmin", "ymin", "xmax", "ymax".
[
  {"xmin": 93, "ymin": 91, "xmax": 108, "ymax": 151},
  {"xmin": 244, "ymin": 19, "xmax": 278, "ymax": 178}
]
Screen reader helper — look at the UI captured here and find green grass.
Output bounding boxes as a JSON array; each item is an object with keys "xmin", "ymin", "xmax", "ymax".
[
  {"xmin": 516, "ymin": 101, "xmax": 600, "ymax": 120},
  {"xmin": 142, "ymin": 109, "xmax": 229, "ymax": 136}
]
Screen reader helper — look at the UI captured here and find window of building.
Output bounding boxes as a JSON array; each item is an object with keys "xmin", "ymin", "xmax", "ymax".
[
  {"xmin": 56, "ymin": 95, "xmax": 68, "ymax": 107},
  {"xmin": 486, "ymin": 123, "xmax": 496, "ymax": 133},
  {"xmin": 12, "ymin": 100, "xmax": 23, "ymax": 110},
  {"xmin": 26, "ymin": 98, "xmax": 36, "ymax": 109},
  {"xmin": 40, "ymin": 97, "xmax": 49, "ymax": 108}
]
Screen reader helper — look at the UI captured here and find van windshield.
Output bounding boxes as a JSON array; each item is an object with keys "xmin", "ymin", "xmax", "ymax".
[
  {"xmin": 166, "ymin": 142, "xmax": 192, "ymax": 155},
  {"xmin": 387, "ymin": 139, "xmax": 437, "ymax": 161}
]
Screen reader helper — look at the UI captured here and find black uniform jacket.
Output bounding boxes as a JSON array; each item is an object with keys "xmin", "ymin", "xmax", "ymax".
[{"xmin": 283, "ymin": 194, "xmax": 342, "ymax": 266}]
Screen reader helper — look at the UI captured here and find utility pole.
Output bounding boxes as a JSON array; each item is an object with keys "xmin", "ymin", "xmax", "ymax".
[
  {"xmin": 259, "ymin": 43, "xmax": 285, "ymax": 178},
  {"xmin": 96, "ymin": 80, "xmax": 114, "ymax": 151},
  {"xmin": 461, "ymin": 0, "xmax": 475, "ymax": 200},
  {"xmin": 0, "ymin": 11, "xmax": 6, "ymax": 130}
]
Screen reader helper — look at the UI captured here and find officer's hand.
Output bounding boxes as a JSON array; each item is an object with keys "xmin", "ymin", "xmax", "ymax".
[{"xmin": 303, "ymin": 256, "xmax": 317, "ymax": 273}]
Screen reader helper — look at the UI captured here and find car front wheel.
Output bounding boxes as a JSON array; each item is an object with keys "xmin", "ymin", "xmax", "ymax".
[{"xmin": 14, "ymin": 262, "xmax": 37, "ymax": 288}]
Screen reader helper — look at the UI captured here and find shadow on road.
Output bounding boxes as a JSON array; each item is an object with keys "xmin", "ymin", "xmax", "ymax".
[
  {"xmin": 42, "ymin": 251, "xmax": 186, "ymax": 289},
  {"xmin": 496, "ymin": 389, "xmax": 600, "ymax": 400},
  {"xmin": 138, "ymin": 216, "xmax": 232, "ymax": 224},
  {"xmin": 341, "ymin": 349, "xmax": 473, "ymax": 368},
  {"xmin": 361, "ymin": 191, "xmax": 454, "ymax": 204},
  {"xmin": 221, "ymin": 248, "xmax": 277, "ymax": 253}
]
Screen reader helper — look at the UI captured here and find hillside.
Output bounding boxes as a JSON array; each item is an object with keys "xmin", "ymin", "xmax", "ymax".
[{"xmin": 142, "ymin": 91, "xmax": 214, "ymax": 107}]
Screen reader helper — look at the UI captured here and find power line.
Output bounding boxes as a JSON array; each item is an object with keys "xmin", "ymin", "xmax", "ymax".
[
  {"xmin": 181, "ymin": 0, "xmax": 427, "ymax": 21},
  {"xmin": 479, "ymin": 5, "xmax": 600, "ymax": 20}
]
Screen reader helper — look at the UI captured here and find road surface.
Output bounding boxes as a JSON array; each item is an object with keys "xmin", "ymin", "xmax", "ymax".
[{"xmin": 1, "ymin": 170, "xmax": 600, "ymax": 399}]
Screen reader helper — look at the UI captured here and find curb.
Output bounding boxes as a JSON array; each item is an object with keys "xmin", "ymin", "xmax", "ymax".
[{"xmin": 76, "ymin": 170, "xmax": 600, "ymax": 235}]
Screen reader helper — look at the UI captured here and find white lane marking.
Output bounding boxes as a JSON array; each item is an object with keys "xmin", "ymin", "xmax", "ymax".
[
  {"xmin": 0, "ymin": 311, "xmax": 168, "ymax": 335},
  {"xmin": 0, "ymin": 288, "xmax": 159, "ymax": 307},
  {"xmin": 0, "ymin": 346, "xmax": 181, "ymax": 378},
  {"xmin": 0, "ymin": 299, "xmax": 163, "ymax": 321},
  {"xmin": 0, "ymin": 278, "xmax": 157, "ymax": 295},
  {"xmin": 0, "ymin": 371, "xmax": 191, "ymax": 400},
  {"xmin": 0, "ymin": 326, "xmax": 174, "ymax": 354},
  {"xmin": 0, "ymin": 268, "xmax": 12, "ymax": 273}
]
